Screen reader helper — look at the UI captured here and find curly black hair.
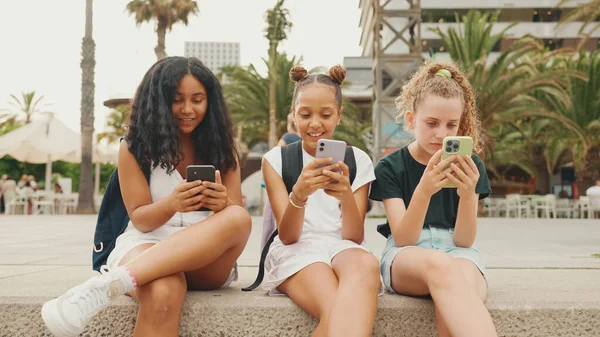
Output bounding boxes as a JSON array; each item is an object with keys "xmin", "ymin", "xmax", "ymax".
[{"xmin": 126, "ymin": 56, "xmax": 238, "ymax": 176}]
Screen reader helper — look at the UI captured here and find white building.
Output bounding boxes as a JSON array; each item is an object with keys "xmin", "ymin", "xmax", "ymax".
[
  {"xmin": 358, "ymin": 0, "xmax": 599, "ymax": 62},
  {"xmin": 184, "ymin": 42, "xmax": 241, "ymax": 73}
]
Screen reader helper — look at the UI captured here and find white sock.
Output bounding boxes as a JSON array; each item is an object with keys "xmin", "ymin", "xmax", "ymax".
[{"xmin": 110, "ymin": 266, "xmax": 137, "ymax": 294}]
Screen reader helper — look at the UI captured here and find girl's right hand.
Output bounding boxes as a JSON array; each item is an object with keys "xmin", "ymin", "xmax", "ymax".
[
  {"xmin": 167, "ymin": 180, "xmax": 207, "ymax": 213},
  {"xmin": 417, "ymin": 150, "xmax": 456, "ymax": 197},
  {"xmin": 292, "ymin": 157, "xmax": 339, "ymax": 202}
]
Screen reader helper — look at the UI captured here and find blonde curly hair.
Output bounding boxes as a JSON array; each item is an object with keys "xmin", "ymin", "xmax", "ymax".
[{"xmin": 396, "ymin": 61, "xmax": 483, "ymax": 154}]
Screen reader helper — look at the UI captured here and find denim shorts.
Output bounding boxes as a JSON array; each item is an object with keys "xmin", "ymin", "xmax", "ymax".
[{"xmin": 380, "ymin": 224, "xmax": 487, "ymax": 294}]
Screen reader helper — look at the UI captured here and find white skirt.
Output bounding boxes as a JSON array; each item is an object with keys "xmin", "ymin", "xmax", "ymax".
[
  {"xmin": 262, "ymin": 232, "xmax": 383, "ymax": 296},
  {"xmin": 106, "ymin": 221, "xmax": 238, "ymax": 288}
]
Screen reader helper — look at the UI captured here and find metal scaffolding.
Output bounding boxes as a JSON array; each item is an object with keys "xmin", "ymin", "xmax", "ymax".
[{"xmin": 359, "ymin": 0, "xmax": 422, "ymax": 163}]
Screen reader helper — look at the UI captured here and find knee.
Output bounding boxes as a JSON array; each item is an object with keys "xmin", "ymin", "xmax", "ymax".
[
  {"xmin": 138, "ymin": 273, "xmax": 187, "ymax": 321},
  {"xmin": 342, "ymin": 253, "xmax": 380, "ymax": 291},
  {"xmin": 424, "ymin": 252, "xmax": 457, "ymax": 287},
  {"xmin": 224, "ymin": 205, "xmax": 252, "ymax": 240}
]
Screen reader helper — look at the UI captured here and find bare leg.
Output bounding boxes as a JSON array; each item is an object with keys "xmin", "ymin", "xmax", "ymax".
[
  {"xmin": 277, "ymin": 263, "xmax": 339, "ymax": 337},
  {"xmin": 390, "ymin": 247, "xmax": 497, "ymax": 337},
  {"xmin": 454, "ymin": 258, "xmax": 487, "ymax": 301},
  {"xmin": 433, "ymin": 259, "xmax": 485, "ymax": 337},
  {"xmin": 126, "ymin": 205, "xmax": 251, "ymax": 286},
  {"xmin": 329, "ymin": 249, "xmax": 380, "ymax": 337},
  {"xmin": 435, "ymin": 305, "xmax": 452, "ymax": 337},
  {"xmin": 119, "ymin": 244, "xmax": 186, "ymax": 337}
]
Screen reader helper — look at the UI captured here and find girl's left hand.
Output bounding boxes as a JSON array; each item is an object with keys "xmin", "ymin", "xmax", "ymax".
[
  {"xmin": 200, "ymin": 170, "xmax": 229, "ymax": 213},
  {"xmin": 322, "ymin": 162, "xmax": 352, "ymax": 201},
  {"xmin": 446, "ymin": 155, "xmax": 479, "ymax": 198}
]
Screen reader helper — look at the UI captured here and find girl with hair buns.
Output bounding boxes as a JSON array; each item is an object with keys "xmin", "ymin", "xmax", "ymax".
[
  {"xmin": 369, "ymin": 61, "xmax": 497, "ymax": 337},
  {"xmin": 261, "ymin": 65, "xmax": 382, "ymax": 337}
]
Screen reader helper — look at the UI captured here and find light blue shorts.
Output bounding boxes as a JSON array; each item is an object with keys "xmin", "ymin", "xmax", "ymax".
[{"xmin": 380, "ymin": 224, "xmax": 487, "ymax": 294}]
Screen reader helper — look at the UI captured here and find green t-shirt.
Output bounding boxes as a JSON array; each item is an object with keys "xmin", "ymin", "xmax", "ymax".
[{"xmin": 369, "ymin": 146, "xmax": 491, "ymax": 237}]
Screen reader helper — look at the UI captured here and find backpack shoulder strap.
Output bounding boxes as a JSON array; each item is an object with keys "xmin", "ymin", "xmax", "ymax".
[
  {"xmin": 344, "ymin": 146, "xmax": 357, "ymax": 185},
  {"xmin": 281, "ymin": 141, "xmax": 303, "ymax": 194}
]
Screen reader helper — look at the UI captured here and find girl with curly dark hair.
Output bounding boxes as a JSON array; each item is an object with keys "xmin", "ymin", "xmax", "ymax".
[{"xmin": 42, "ymin": 57, "xmax": 251, "ymax": 337}]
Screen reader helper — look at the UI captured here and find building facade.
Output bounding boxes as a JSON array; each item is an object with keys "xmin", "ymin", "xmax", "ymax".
[
  {"xmin": 184, "ymin": 42, "xmax": 241, "ymax": 73},
  {"xmin": 351, "ymin": 0, "xmax": 599, "ymax": 159}
]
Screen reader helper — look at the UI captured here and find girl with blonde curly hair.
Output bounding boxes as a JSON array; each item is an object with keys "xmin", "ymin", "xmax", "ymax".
[{"xmin": 370, "ymin": 61, "xmax": 497, "ymax": 337}]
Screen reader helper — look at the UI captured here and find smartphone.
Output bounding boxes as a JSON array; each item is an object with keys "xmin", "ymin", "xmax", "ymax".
[
  {"xmin": 316, "ymin": 139, "xmax": 347, "ymax": 183},
  {"xmin": 186, "ymin": 165, "xmax": 216, "ymax": 211},
  {"xmin": 441, "ymin": 136, "xmax": 473, "ymax": 188}
]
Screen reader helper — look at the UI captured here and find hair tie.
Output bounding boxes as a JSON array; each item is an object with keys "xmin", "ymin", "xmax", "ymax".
[{"xmin": 435, "ymin": 69, "xmax": 452, "ymax": 78}]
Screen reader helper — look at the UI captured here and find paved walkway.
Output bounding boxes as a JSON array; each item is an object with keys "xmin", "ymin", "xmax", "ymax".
[
  {"xmin": 1, "ymin": 215, "xmax": 599, "ymax": 270},
  {"xmin": 0, "ymin": 216, "xmax": 599, "ymax": 336}
]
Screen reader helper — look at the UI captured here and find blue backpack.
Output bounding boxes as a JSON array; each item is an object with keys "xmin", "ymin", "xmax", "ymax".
[
  {"xmin": 242, "ymin": 141, "xmax": 357, "ymax": 291},
  {"xmin": 91, "ymin": 139, "xmax": 149, "ymax": 272}
]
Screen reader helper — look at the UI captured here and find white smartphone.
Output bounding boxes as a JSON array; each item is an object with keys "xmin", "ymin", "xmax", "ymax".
[
  {"xmin": 440, "ymin": 136, "xmax": 473, "ymax": 188},
  {"xmin": 316, "ymin": 139, "xmax": 347, "ymax": 183}
]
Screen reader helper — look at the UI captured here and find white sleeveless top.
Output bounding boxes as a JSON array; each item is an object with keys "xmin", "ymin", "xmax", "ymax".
[{"xmin": 145, "ymin": 164, "xmax": 210, "ymax": 228}]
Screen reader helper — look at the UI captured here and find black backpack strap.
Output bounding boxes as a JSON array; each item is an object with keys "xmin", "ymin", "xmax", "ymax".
[
  {"xmin": 242, "ymin": 141, "xmax": 303, "ymax": 291},
  {"xmin": 241, "ymin": 228, "xmax": 278, "ymax": 291},
  {"xmin": 344, "ymin": 146, "xmax": 356, "ymax": 185},
  {"xmin": 281, "ymin": 140, "xmax": 303, "ymax": 193}
]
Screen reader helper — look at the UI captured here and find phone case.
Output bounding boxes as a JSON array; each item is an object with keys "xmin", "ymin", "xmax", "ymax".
[
  {"xmin": 186, "ymin": 165, "xmax": 216, "ymax": 211},
  {"xmin": 316, "ymin": 139, "xmax": 346, "ymax": 166},
  {"xmin": 315, "ymin": 139, "xmax": 347, "ymax": 184},
  {"xmin": 441, "ymin": 136, "xmax": 473, "ymax": 188}
]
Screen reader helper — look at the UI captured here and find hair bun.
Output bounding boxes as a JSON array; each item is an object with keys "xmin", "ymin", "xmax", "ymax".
[
  {"xmin": 327, "ymin": 65, "xmax": 346, "ymax": 85},
  {"xmin": 290, "ymin": 66, "xmax": 309, "ymax": 82}
]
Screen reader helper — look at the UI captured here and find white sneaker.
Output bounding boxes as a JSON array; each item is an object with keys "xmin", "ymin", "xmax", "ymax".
[{"xmin": 41, "ymin": 267, "xmax": 127, "ymax": 337}]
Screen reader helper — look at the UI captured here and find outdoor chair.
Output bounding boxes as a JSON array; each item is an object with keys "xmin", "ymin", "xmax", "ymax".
[
  {"xmin": 5, "ymin": 191, "xmax": 28, "ymax": 215},
  {"xmin": 31, "ymin": 191, "xmax": 55, "ymax": 215},
  {"xmin": 506, "ymin": 194, "xmax": 531, "ymax": 218},
  {"xmin": 534, "ymin": 194, "xmax": 557, "ymax": 219}
]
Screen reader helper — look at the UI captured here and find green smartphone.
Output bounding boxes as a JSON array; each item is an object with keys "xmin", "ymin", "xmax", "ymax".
[{"xmin": 441, "ymin": 136, "xmax": 473, "ymax": 188}]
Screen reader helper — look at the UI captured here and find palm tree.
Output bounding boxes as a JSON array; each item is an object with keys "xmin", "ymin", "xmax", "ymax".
[
  {"xmin": 431, "ymin": 10, "xmax": 578, "ymax": 148},
  {"xmin": 221, "ymin": 53, "xmax": 368, "ymax": 151},
  {"xmin": 524, "ymin": 50, "xmax": 600, "ymax": 192},
  {"xmin": 557, "ymin": 0, "xmax": 600, "ymax": 41},
  {"xmin": 126, "ymin": 0, "xmax": 199, "ymax": 60},
  {"xmin": 77, "ymin": 0, "xmax": 96, "ymax": 214},
  {"xmin": 96, "ymin": 104, "xmax": 130, "ymax": 144},
  {"xmin": 429, "ymin": 10, "xmax": 515, "ymax": 73},
  {"xmin": 488, "ymin": 120, "xmax": 571, "ymax": 194},
  {"xmin": 0, "ymin": 114, "xmax": 22, "ymax": 137},
  {"xmin": 265, "ymin": 0, "xmax": 292, "ymax": 148},
  {"xmin": 9, "ymin": 91, "xmax": 47, "ymax": 124}
]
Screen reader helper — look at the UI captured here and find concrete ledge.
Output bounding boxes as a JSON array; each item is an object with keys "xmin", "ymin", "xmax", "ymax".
[{"xmin": 1, "ymin": 268, "xmax": 599, "ymax": 337}]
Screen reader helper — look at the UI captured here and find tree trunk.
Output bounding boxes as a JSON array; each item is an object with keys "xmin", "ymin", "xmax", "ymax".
[
  {"xmin": 268, "ymin": 44, "xmax": 278, "ymax": 148},
  {"xmin": 577, "ymin": 145, "xmax": 600, "ymax": 195},
  {"xmin": 532, "ymin": 145, "xmax": 550, "ymax": 194},
  {"xmin": 155, "ymin": 19, "xmax": 167, "ymax": 60},
  {"xmin": 77, "ymin": 0, "xmax": 96, "ymax": 214}
]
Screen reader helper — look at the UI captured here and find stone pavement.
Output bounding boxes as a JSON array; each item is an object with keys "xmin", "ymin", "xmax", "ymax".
[{"xmin": 0, "ymin": 215, "xmax": 599, "ymax": 336}]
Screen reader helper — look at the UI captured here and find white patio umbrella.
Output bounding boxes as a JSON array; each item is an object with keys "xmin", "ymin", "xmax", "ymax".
[
  {"xmin": 0, "ymin": 114, "xmax": 119, "ymax": 192},
  {"xmin": 0, "ymin": 114, "xmax": 79, "ymax": 190},
  {"xmin": 63, "ymin": 140, "xmax": 119, "ymax": 195}
]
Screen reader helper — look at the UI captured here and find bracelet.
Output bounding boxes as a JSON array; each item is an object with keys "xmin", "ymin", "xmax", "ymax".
[{"xmin": 289, "ymin": 192, "xmax": 307, "ymax": 209}]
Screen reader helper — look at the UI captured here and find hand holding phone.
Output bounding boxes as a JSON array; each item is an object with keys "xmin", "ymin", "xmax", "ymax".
[
  {"xmin": 440, "ymin": 136, "xmax": 478, "ymax": 193},
  {"xmin": 316, "ymin": 139, "xmax": 346, "ymax": 183},
  {"xmin": 186, "ymin": 165, "xmax": 216, "ymax": 211}
]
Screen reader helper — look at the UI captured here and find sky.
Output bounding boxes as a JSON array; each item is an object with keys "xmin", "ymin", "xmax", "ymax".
[{"xmin": 0, "ymin": 0, "xmax": 363, "ymax": 134}]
